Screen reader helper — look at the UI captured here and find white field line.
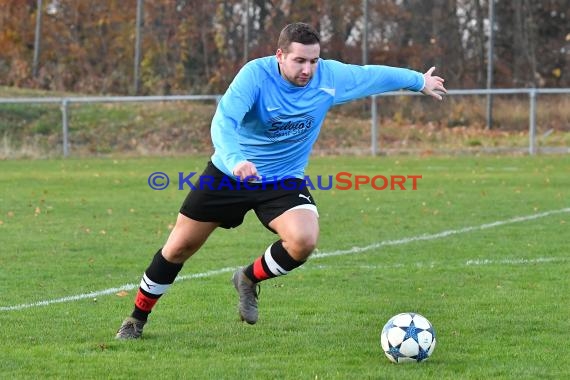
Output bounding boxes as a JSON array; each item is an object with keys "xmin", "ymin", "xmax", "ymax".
[
  {"xmin": 311, "ymin": 207, "xmax": 570, "ymax": 259},
  {"xmin": 1, "ymin": 207, "xmax": 568, "ymax": 312},
  {"xmin": 312, "ymin": 256, "xmax": 565, "ymax": 272}
]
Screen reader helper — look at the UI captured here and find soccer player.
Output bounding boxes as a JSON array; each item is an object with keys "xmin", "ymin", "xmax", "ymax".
[{"xmin": 116, "ymin": 22, "xmax": 446, "ymax": 339}]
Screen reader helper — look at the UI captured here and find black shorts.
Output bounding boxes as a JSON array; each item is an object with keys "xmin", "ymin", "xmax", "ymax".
[{"xmin": 179, "ymin": 162, "xmax": 317, "ymax": 231}]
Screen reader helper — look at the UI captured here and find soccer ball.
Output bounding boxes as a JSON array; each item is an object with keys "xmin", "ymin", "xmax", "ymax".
[{"xmin": 380, "ymin": 312, "xmax": 436, "ymax": 363}]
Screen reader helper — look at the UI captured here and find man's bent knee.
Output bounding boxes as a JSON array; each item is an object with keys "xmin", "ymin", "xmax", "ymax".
[
  {"xmin": 282, "ymin": 233, "xmax": 318, "ymax": 261},
  {"xmin": 162, "ymin": 242, "xmax": 201, "ymax": 263}
]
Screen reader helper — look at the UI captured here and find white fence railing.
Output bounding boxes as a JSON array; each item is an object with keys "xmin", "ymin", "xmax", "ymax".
[
  {"xmin": 1, "ymin": 88, "xmax": 569, "ymax": 156},
  {"xmin": 371, "ymin": 88, "xmax": 570, "ymax": 156}
]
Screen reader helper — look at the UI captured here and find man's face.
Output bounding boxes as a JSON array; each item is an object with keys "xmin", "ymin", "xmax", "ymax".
[{"xmin": 276, "ymin": 42, "xmax": 320, "ymax": 87}]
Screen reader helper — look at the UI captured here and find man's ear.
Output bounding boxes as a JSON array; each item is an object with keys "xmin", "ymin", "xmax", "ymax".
[{"xmin": 276, "ymin": 48, "xmax": 284, "ymax": 63}]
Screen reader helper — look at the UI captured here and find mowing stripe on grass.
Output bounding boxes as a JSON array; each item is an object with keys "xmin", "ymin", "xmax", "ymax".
[{"xmin": 1, "ymin": 207, "xmax": 568, "ymax": 312}]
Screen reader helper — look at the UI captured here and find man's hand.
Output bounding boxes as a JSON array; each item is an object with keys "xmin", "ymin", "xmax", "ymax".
[
  {"xmin": 421, "ymin": 66, "xmax": 447, "ymax": 100},
  {"xmin": 233, "ymin": 161, "xmax": 259, "ymax": 181}
]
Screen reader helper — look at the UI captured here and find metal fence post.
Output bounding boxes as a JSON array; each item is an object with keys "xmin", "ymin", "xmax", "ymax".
[
  {"xmin": 486, "ymin": 0, "xmax": 495, "ymax": 130},
  {"xmin": 529, "ymin": 89, "xmax": 537, "ymax": 155},
  {"xmin": 371, "ymin": 95, "xmax": 378, "ymax": 156},
  {"xmin": 61, "ymin": 99, "xmax": 69, "ymax": 157},
  {"xmin": 133, "ymin": 0, "xmax": 144, "ymax": 95},
  {"xmin": 32, "ymin": 0, "xmax": 43, "ymax": 78}
]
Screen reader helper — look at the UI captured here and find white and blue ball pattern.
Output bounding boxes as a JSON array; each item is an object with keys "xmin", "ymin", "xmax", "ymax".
[{"xmin": 380, "ymin": 312, "xmax": 436, "ymax": 363}]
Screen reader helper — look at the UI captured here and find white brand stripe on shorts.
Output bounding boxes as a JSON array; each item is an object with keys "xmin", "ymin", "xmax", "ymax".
[
  {"xmin": 287, "ymin": 204, "xmax": 319, "ymax": 217},
  {"xmin": 264, "ymin": 245, "xmax": 288, "ymax": 276},
  {"xmin": 140, "ymin": 273, "xmax": 171, "ymax": 295}
]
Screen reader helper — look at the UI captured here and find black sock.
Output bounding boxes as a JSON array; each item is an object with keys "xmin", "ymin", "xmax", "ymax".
[{"xmin": 131, "ymin": 249, "xmax": 183, "ymax": 321}]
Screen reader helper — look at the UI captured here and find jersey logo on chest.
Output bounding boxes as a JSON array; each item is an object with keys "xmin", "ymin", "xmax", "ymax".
[{"xmin": 265, "ymin": 114, "xmax": 316, "ymax": 143}]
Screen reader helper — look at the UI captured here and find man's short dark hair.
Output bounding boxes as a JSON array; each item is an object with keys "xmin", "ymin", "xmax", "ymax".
[{"xmin": 277, "ymin": 23, "xmax": 320, "ymax": 52}]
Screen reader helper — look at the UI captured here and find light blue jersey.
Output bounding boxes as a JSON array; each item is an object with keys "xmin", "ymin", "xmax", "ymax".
[{"xmin": 210, "ymin": 56, "xmax": 425, "ymax": 180}]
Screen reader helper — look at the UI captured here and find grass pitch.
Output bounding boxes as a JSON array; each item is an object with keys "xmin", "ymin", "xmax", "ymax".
[{"xmin": 0, "ymin": 155, "xmax": 569, "ymax": 379}]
